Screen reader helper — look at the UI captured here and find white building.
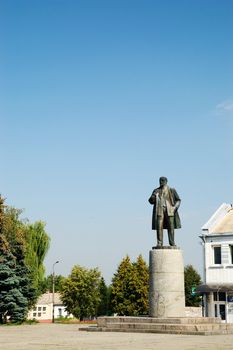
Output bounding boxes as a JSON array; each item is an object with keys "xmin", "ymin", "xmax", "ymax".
[
  {"xmin": 28, "ymin": 292, "xmax": 70, "ymax": 323},
  {"xmin": 197, "ymin": 203, "xmax": 233, "ymax": 323}
]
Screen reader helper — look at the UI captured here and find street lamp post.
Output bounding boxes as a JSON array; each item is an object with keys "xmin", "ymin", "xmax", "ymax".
[{"xmin": 52, "ymin": 261, "xmax": 59, "ymax": 323}]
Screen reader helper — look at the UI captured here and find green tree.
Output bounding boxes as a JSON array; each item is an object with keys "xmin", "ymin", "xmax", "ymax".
[
  {"xmin": 184, "ymin": 264, "xmax": 202, "ymax": 307},
  {"xmin": 24, "ymin": 221, "xmax": 50, "ymax": 292},
  {"xmin": 0, "ymin": 195, "xmax": 4, "ymax": 232},
  {"xmin": 97, "ymin": 277, "xmax": 109, "ymax": 316},
  {"xmin": 61, "ymin": 265, "xmax": 102, "ymax": 320},
  {"xmin": 15, "ymin": 263, "xmax": 37, "ymax": 310},
  {"xmin": 132, "ymin": 254, "xmax": 149, "ymax": 315},
  {"xmin": 110, "ymin": 255, "xmax": 133, "ymax": 315},
  {"xmin": 0, "ymin": 196, "xmax": 50, "ymax": 294},
  {"xmin": 0, "ymin": 202, "xmax": 38, "ymax": 308},
  {"xmin": 0, "ymin": 234, "xmax": 28, "ymax": 323},
  {"xmin": 0, "ymin": 195, "xmax": 50, "ymax": 318},
  {"xmin": 40, "ymin": 274, "xmax": 66, "ymax": 293},
  {"xmin": 110, "ymin": 255, "xmax": 149, "ymax": 316},
  {"xmin": 1, "ymin": 205, "xmax": 27, "ymax": 265}
]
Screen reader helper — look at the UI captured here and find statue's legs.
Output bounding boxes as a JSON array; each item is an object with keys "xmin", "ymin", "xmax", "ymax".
[
  {"xmin": 156, "ymin": 215, "xmax": 164, "ymax": 246},
  {"xmin": 167, "ymin": 216, "xmax": 175, "ymax": 246},
  {"xmin": 157, "ymin": 212, "xmax": 175, "ymax": 246}
]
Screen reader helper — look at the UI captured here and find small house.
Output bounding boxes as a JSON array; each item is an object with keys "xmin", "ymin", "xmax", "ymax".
[{"xmin": 28, "ymin": 292, "xmax": 70, "ymax": 323}]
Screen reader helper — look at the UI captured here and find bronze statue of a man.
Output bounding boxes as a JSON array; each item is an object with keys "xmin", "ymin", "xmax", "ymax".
[{"xmin": 148, "ymin": 177, "xmax": 181, "ymax": 247}]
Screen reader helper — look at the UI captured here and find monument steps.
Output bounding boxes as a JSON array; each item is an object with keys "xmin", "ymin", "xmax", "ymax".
[
  {"xmin": 84, "ymin": 326, "xmax": 233, "ymax": 336},
  {"xmin": 80, "ymin": 316, "xmax": 233, "ymax": 336},
  {"xmin": 103, "ymin": 321, "xmax": 233, "ymax": 332},
  {"xmin": 97, "ymin": 316, "xmax": 221, "ymax": 324}
]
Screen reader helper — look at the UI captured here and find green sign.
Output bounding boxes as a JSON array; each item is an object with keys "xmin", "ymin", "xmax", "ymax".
[{"xmin": 191, "ymin": 287, "xmax": 197, "ymax": 296}]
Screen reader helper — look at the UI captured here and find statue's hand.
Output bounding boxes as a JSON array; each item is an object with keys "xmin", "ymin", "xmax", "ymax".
[
  {"xmin": 148, "ymin": 196, "xmax": 155, "ymax": 205},
  {"xmin": 173, "ymin": 201, "xmax": 180, "ymax": 212}
]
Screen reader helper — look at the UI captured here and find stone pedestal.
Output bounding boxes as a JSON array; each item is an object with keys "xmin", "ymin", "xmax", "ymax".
[{"xmin": 149, "ymin": 247, "xmax": 185, "ymax": 318}]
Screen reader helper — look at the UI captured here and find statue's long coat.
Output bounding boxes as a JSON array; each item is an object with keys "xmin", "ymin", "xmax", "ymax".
[{"xmin": 148, "ymin": 186, "xmax": 181, "ymax": 230}]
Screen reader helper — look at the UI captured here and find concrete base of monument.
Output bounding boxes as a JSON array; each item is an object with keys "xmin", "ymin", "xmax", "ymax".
[
  {"xmin": 80, "ymin": 316, "xmax": 233, "ymax": 335},
  {"xmin": 149, "ymin": 247, "xmax": 185, "ymax": 318}
]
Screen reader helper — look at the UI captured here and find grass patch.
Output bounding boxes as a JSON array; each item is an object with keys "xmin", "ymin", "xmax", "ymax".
[
  {"xmin": 55, "ymin": 317, "xmax": 97, "ymax": 324},
  {"xmin": 0, "ymin": 319, "xmax": 38, "ymax": 326}
]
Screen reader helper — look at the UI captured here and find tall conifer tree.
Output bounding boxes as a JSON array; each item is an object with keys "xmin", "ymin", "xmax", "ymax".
[
  {"xmin": 110, "ymin": 255, "xmax": 149, "ymax": 316},
  {"xmin": 0, "ymin": 234, "xmax": 28, "ymax": 323},
  {"xmin": 97, "ymin": 277, "xmax": 109, "ymax": 316}
]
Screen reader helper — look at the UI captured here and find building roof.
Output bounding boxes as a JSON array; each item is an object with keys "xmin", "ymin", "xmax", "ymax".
[
  {"xmin": 37, "ymin": 292, "xmax": 63, "ymax": 305},
  {"xmin": 196, "ymin": 284, "xmax": 233, "ymax": 293},
  {"xmin": 201, "ymin": 203, "xmax": 233, "ymax": 234}
]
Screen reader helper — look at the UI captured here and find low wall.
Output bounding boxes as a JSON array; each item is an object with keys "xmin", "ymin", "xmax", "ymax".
[{"xmin": 185, "ymin": 307, "xmax": 202, "ymax": 318}]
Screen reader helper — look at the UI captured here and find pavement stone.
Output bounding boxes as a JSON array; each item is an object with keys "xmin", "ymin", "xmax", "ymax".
[{"xmin": 0, "ymin": 323, "xmax": 233, "ymax": 350}]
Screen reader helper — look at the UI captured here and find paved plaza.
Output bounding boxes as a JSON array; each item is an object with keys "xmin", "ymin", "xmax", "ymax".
[{"xmin": 0, "ymin": 323, "xmax": 233, "ymax": 350}]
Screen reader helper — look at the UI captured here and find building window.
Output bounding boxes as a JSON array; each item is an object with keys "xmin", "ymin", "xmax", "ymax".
[
  {"xmin": 58, "ymin": 308, "xmax": 62, "ymax": 317},
  {"xmin": 219, "ymin": 305, "xmax": 226, "ymax": 320},
  {"xmin": 213, "ymin": 246, "xmax": 221, "ymax": 264},
  {"xmin": 214, "ymin": 304, "xmax": 217, "ymax": 317},
  {"xmin": 33, "ymin": 312, "xmax": 37, "ymax": 317},
  {"xmin": 38, "ymin": 313, "xmax": 41, "ymax": 317},
  {"xmin": 214, "ymin": 292, "xmax": 226, "ymax": 301},
  {"xmin": 215, "ymin": 304, "xmax": 226, "ymax": 320},
  {"xmin": 230, "ymin": 245, "xmax": 233, "ymax": 264},
  {"xmin": 43, "ymin": 307, "xmax": 46, "ymax": 311}
]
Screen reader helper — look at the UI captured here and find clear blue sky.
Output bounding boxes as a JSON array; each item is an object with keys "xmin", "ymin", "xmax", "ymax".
[{"xmin": 1, "ymin": 0, "xmax": 233, "ymax": 283}]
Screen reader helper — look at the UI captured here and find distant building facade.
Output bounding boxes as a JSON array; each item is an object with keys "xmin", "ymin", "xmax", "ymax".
[
  {"xmin": 28, "ymin": 292, "xmax": 70, "ymax": 323},
  {"xmin": 198, "ymin": 203, "xmax": 233, "ymax": 323}
]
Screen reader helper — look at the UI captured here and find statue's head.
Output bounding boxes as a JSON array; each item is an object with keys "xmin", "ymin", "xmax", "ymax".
[{"xmin": 159, "ymin": 176, "xmax": 168, "ymax": 186}]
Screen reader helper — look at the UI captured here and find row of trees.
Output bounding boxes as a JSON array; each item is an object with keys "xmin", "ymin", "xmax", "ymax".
[
  {"xmin": 0, "ymin": 196, "xmax": 50, "ymax": 323},
  {"xmin": 0, "ymin": 195, "xmax": 201, "ymax": 323},
  {"xmin": 42, "ymin": 256, "xmax": 201, "ymax": 320},
  {"xmin": 60, "ymin": 255, "xmax": 149, "ymax": 320}
]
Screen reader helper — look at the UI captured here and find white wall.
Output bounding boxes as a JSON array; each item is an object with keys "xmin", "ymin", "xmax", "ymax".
[
  {"xmin": 28, "ymin": 304, "xmax": 52, "ymax": 321},
  {"xmin": 28, "ymin": 304, "xmax": 70, "ymax": 321},
  {"xmin": 54, "ymin": 305, "xmax": 70, "ymax": 318},
  {"xmin": 205, "ymin": 234, "xmax": 233, "ymax": 284}
]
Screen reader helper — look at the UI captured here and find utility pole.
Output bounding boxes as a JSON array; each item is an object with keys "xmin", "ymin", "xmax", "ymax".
[{"xmin": 52, "ymin": 261, "xmax": 59, "ymax": 323}]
